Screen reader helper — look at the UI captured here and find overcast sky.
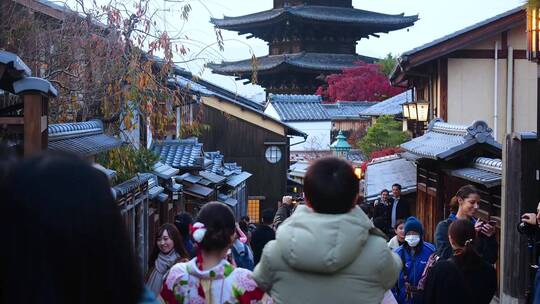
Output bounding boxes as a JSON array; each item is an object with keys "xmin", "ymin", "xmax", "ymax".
[{"xmin": 127, "ymin": 0, "xmax": 527, "ymax": 101}]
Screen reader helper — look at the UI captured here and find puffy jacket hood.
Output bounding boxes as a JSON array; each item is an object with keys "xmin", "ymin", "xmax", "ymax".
[{"xmin": 275, "ymin": 205, "xmax": 372, "ymax": 273}]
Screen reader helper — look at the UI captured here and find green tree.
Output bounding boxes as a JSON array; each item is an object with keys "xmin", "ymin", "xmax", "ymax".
[
  {"xmin": 357, "ymin": 115, "xmax": 409, "ymax": 156},
  {"xmin": 377, "ymin": 53, "xmax": 398, "ymax": 77}
]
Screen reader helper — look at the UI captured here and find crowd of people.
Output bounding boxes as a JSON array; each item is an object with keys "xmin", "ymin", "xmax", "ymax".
[{"xmin": 0, "ymin": 153, "xmax": 503, "ymax": 304}]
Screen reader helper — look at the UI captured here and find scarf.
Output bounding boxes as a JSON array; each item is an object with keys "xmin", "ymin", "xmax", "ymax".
[{"xmin": 146, "ymin": 250, "xmax": 179, "ymax": 296}]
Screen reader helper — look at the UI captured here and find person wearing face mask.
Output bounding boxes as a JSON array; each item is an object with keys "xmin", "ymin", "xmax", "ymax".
[
  {"xmin": 434, "ymin": 185, "xmax": 498, "ymax": 264},
  {"xmin": 393, "ymin": 217, "xmax": 435, "ymax": 304}
]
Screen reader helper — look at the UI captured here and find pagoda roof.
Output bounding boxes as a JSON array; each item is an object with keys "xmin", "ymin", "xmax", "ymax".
[
  {"xmin": 211, "ymin": 6, "xmax": 418, "ymax": 36},
  {"xmin": 208, "ymin": 52, "xmax": 377, "ymax": 75}
]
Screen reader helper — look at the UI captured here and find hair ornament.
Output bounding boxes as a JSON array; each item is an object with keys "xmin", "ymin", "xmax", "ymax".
[{"xmin": 190, "ymin": 222, "xmax": 207, "ymax": 243}]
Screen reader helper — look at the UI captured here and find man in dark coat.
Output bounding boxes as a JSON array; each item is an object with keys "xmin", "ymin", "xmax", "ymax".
[
  {"xmin": 251, "ymin": 208, "xmax": 276, "ymax": 265},
  {"xmin": 273, "ymin": 195, "xmax": 294, "ymax": 230},
  {"xmin": 390, "ymin": 183, "xmax": 410, "ymax": 229}
]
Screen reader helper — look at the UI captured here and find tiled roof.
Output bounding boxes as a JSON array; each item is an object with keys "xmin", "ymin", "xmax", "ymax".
[
  {"xmin": 172, "ymin": 75, "xmax": 263, "ymax": 111},
  {"xmin": 48, "ymin": 120, "xmax": 123, "ymax": 157},
  {"xmin": 365, "ymin": 155, "xmax": 416, "ymax": 201},
  {"xmin": 169, "ymin": 74, "xmax": 307, "ymax": 138},
  {"xmin": 151, "ymin": 139, "xmax": 204, "ymax": 169},
  {"xmin": 448, "ymin": 157, "xmax": 502, "ymax": 188},
  {"xmin": 323, "ymin": 102, "xmax": 374, "ymax": 119},
  {"xmin": 0, "ymin": 50, "xmax": 57, "ymax": 96},
  {"xmin": 92, "ymin": 163, "xmax": 116, "ymax": 181},
  {"xmin": 218, "ymin": 193, "xmax": 239, "ymax": 207},
  {"xmin": 289, "ymin": 161, "xmax": 310, "ymax": 179},
  {"xmin": 400, "ymin": 119, "xmax": 502, "ymax": 160},
  {"xmin": 391, "ymin": 7, "xmax": 523, "ymax": 82},
  {"xmin": 208, "ymin": 52, "xmax": 377, "ymax": 74},
  {"xmin": 269, "ymin": 94, "xmax": 329, "ymax": 121},
  {"xmin": 226, "ymin": 172, "xmax": 252, "ymax": 188},
  {"xmin": 360, "ymin": 90, "xmax": 412, "ymax": 116},
  {"xmin": 401, "ymin": 7, "xmax": 522, "ymax": 58},
  {"xmin": 211, "ymin": 6, "xmax": 418, "ymax": 33},
  {"xmin": 152, "ymin": 162, "xmax": 180, "ymax": 180},
  {"xmin": 202, "ymin": 152, "xmax": 252, "ymax": 187},
  {"xmin": 184, "ymin": 183, "xmax": 214, "ymax": 198},
  {"xmin": 112, "ymin": 173, "xmax": 153, "ymax": 198}
]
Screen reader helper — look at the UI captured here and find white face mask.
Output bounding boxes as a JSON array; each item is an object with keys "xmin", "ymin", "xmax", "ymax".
[{"xmin": 405, "ymin": 235, "xmax": 421, "ymax": 247}]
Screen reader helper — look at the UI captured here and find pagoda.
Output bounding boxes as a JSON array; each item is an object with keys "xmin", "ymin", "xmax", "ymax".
[{"xmin": 209, "ymin": 0, "xmax": 418, "ymax": 95}]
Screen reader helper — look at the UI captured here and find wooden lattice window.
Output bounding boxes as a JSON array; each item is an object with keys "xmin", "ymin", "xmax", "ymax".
[{"xmin": 247, "ymin": 199, "xmax": 260, "ymax": 223}]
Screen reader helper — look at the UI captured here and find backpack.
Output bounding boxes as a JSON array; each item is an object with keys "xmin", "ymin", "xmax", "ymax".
[{"xmin": 232, "ymin": 243, "xmax": 254, "ymax": 271}]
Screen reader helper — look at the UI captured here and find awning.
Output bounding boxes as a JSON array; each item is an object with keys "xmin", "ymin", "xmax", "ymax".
[
  {"xmin": 184, "ymin": 184, "xmax": 213, "ymax": 198},
  {"xmin": 226, "ymin": 172, "xmax": 252, "ymax": 187}
]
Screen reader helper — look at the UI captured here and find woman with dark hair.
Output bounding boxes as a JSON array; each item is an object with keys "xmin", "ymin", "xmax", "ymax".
[
  {"xmin": 174, "ymin": 212, "xmax": 196, "ymax": 258},
  {"xmin": 392, "ymin": 217, "xmax": 435, "ymax": 304},
  {"xmin": 0, "ymin": 153, "xmax": 154, "ymax": 304},
  {"xmin": 434, "ymin": 185, "xmax": 498, "ymax": 263},
  {"xmin": 387, "ymin": 219, "xmax": 406, "ymax": 251},
  {"xmin": 423, "ymin": 219, "xmax": 497, "ymax": 304},
  {"xmin": 161, "ymin": 202, "xmax": 271, "ymax": 304},
  {"xmin": 146, "ymin": 224, "xmax": 189, "ymax": 295}
]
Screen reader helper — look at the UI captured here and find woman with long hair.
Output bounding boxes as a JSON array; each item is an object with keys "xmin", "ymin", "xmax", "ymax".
[
  {"xmin": 146, "ymin": 224, "xmax": 189, "ymax": 295},
  {"xmin": 161, "ymin": 202, "xmax": 271, "ymax": 304},
  {"xmin": 423, "ymin": 219, "xmax": 497, "ymax": 304},
  {"xmin": 434, "ymin": 185, "xmax": 498, "ymax": 263},
  {"xmin": 0, "ymin": 153, "xmax": 153, "ymax": 303}
]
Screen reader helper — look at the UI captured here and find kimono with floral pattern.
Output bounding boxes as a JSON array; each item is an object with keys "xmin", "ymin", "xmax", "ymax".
[{"xmin": 161, "ymin": 258, "xmax": 271, "ymax": 304}]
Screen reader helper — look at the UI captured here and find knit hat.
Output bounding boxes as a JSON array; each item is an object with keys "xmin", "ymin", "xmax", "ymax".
[{"xmin": 404, "ymin": 216, "xmax": 423, "ymax": 236}]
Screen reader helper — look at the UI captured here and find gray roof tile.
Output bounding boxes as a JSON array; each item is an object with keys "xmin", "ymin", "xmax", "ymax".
[
  {"xmin": 152, "ymin": 139, "xmax": 204, "ymax": 169},
  {"xmin": 269, "ymin": 94, "xmax": 329, "ymax": 121},
  {"xmin": 48, "ymin": 120, "xmax": 123, "ymax": 157},
  {"xmin": 365, "ymin": 155, "xmax": 416, "ymax": 201},
  {"xmin": 209, "ymin": 52, "xmax": 377, "ymax": 74},
  {"xmin": 448, "ymin": 157, "xmax": 502, "ymax": 188},
  {"xmin": 211, "ymin": 6, "xmax": 418, "ymax": 31},
  {"xmin": 360, "ymin": 90, "xmax": 412, "ymax": 116},
  {"xmin": 400, "ymin": 119, "xmax": 502, "ymax": 160},
  {"xmin": 112, "ymin": 173, "xmax": 153, "ymax": 197},
  {"xmin": 184, "ymin": 183, "xmax": 214, "ymax": 198},
  {"xmin": 323, "ymin": 102, "xmax": 374, "ymax": 119}
]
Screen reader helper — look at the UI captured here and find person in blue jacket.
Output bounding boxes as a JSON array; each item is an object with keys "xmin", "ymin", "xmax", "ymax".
[{"xmin": 393, "ymin": 217, "xmax": 435, "ymax": 304}]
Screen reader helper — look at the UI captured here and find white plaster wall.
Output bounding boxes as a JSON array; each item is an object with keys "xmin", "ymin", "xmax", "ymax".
[
  {"xmin": 287, "ymin": 121, "xmax": 332, "ymax": 151},
  {"xmin": 447, "ymin": 59, "xmax": 495, "ymax": 126},
  {"xmin": 447, "ymin": 56, "xmax": 537, "ymax": 142}
]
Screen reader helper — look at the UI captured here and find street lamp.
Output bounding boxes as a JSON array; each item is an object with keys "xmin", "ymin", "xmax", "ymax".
[
  {"xmin": 416, "ymin": 100, "xmax": 430, "ymax": 122},
  {"xmin": 527, "ymin": 5, "xmax": 540, "ymax": 62},
  {"xmin": 409, "ymin": 102, "xmax": 418, "ymax": 120},
  {"xmin": 402, "ymin": 102, "xmax": 410, "ymax": 119}
]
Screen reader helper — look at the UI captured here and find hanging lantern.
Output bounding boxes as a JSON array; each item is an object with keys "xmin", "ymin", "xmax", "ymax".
[
  {"xmin": 354, "ymin": 167, "xmax": 362, "ymax": 179},
  {"xmin": 409, "ymin": 102, "xmax": 418, "ymax": 120},
  {"xmin": 527, "ymin": 5, "xmax": 540, "ymax": 62},
  {"xmin": 416, "ymin": 100, "xmax": 430, "ymax": 122},
  {"xmin": 402, "ymin": 103, "xmax": 410, "ymax": 119}
]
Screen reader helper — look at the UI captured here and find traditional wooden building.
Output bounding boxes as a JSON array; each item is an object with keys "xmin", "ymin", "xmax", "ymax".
[
  {"xmin": 323, "ymin": 101, "xmax": 372, "ymax": 143},
  {"xmin": 0, "ymin": 50, "xmax": 58, "ymax": 156},
  {"xmin": 209, "ymin": 0, "xmax": 417, "ymax": 94},
  {"xmin": 171, "ymin": 73, "xmax": 307, "ymax": 219},
  {"xmin": 391, "ymin": 7, "xmax": 537, "ymax": 142},
  {"xmin": 400, "ymin": 119, "xmax": 502, "ymax": 243},
  {"xmin": 265, "ymin": 94, "xmax": 331, "ymax": 150}
]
